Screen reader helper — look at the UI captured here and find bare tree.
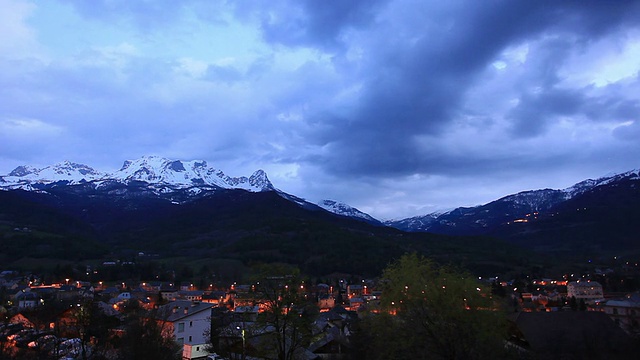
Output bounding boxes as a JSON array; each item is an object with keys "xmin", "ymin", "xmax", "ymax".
[{"xmin": 254, "ymin": 272, "xmax": 317, "ymax": 360}]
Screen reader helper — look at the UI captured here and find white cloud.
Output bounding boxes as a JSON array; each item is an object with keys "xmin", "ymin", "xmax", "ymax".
[
  {"xmin": 0, "ymin": 0, "xmax": 40, "ymax": 58},
  {"xmin": 559, "ymin": 30, "xmax": 640, "ymax": 88},
  {"xmin": 0, "ymin": 117, "xmax": 64, "ymax": 137}
]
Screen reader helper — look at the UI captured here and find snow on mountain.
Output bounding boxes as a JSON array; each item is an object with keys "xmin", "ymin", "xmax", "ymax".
[
  {"xmin": 383, "ymin": 213, "xmax": 440, "ymax": 232},
  {"xmin": 1, "ymin": 161, "xmax": 105, "ymax": 188},
  {"xmin": 388, "ymin": 168, "xmax": 640, "ymax": 233},
  {"xmin": 317, "ymin": 199, "xmax": 380, "ymax": 224},
  {"xmin": 0, "ymin": 156, "xmax": 383, "ymax": 224},
  {"xmin": 563, "ymin": 169, "xmax": 640, "ymax": 198},
  {"xmin": 0, "ymin": 156, "xmax": 274, "ymax": 193},
  {"xmin": 110, "ymin": 156, "xmax": 274, "ymax": 191}
]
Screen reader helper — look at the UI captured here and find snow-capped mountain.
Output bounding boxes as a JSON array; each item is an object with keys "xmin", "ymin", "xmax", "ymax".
[
  {"xmin": 0, "ymin": 156, "xmax": 382, "ymax": 224},
  {"xmin": 383, "ymin": 212, "xmax": 444, "ymax": 232},
  {"xmin": 110, "ymin": 156, "xmax": 274, "ymax": 192},
  {"xmin": 0, "ymin": 161, "xmax": 106, "ymax": 188},
  {"xmin": 563, "ymin": 169, "xmax": 640, "ymax": 198},
  {"xmin": 0, "ymin": 156, "xmax": 274, "ymax": 194},
  {"xmin": 317, "ymin": 200, "xmax": 381, "ymax": 225},
  {"xmin": 386, "ymin": 169, "xmax": 640, "ymax": 234}
]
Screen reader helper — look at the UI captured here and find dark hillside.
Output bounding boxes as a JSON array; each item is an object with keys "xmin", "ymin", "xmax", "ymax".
[
  {"xmin": 0, "ymin": 188, "xmax": 532, "ymax": 277},
  {"xmin": 0, "ymin": 190, "xmax": 106, "ymax": 261},
  {"xmin": 494, "ymin": 178, "xmax": 640, "ymax": 257}
]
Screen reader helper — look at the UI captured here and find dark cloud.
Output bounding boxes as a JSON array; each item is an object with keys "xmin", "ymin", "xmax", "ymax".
[
  {"xmin": 584, "ymin": 95, "xmax": 640, "ymax": 122},
  {"xmin": 508, "ymin": 89, "xmax": 585, "ymax": 137},
  {"xmin": 613, "ymin": 121, "xmax": 640, "ymax": 141},
  {"xmin": 3, "ymin": 0, "xmax": 640, "ymax": 219},
  {"xmin": 276, "ymin": 1, "xmax": 640, "ymax": 178}
]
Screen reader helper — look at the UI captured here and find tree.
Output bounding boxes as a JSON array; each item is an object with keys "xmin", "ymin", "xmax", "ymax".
[
  {"xmin": 117, "ymin": 305, "xmax": 182, "ymax": 360},
  {"xmin": 570, "ymin": 296, "xmax": 578, "ymax": 311},
  {"xmin": 355, "ymin": 253, "xmax": 511, "ymax": 360},
  {"xmin": 66, "ymin": 299, "xmax": 121, "ymax": 360},
  {"xmin": 253, "ymin": 265, "xmax": 318, "ymax": 360},
  {"xmin": 579, "ymin": 298, "xmax": 587, "ymax": 311}
]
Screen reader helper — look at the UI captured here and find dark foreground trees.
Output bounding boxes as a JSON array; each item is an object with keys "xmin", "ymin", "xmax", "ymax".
[
  {"xmin": 254, "ymin": 274, "xmax": 317, "ymax": 360},
  {"xmin": 352, "ymin": 253, "xmax": 512, "ymax": 360},
  {"xmin": 206, "ymin": 264, "xmax": 317, "ymax": 360},
  {"xmin": 116, "ymin": 302, "xmax": 182, "ymax": 360}
]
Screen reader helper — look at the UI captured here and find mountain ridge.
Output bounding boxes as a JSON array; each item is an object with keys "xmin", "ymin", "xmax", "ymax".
[
  {"xmin": 0, "ymin": 156, "xmax": 378, "ymax": 224},
  {"xmin": 0, "ymin": 155, "xmax": 275, "ymax": 193},
  {"xmin": 2, "ymin": 158, "xmax": 639, "ymax": 234},
  {"xmin": 385, "ymin": 169, "xmax": 640, "ymax": 236}
]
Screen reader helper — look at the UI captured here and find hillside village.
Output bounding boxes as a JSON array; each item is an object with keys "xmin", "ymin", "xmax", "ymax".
[{"xmin": 1, "ymin": 258, "xmax": 640, "ymax": 360}]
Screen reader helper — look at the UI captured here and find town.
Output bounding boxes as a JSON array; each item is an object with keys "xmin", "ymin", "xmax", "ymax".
[{"xmin": 1, "ymin": 253, "xmax": 640, "ymax": 360}]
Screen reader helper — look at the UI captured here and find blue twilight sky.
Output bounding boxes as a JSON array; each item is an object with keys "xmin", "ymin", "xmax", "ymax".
[{"xmin": 1, "ymin": 0, "xmax": 640, "ymax": 220}]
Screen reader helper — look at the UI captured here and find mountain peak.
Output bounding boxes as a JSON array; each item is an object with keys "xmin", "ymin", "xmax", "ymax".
[
  {"xmin": 109, "ymin": 156, "xmax": 276, "ymax": 192},
  {"xmin": 318, "ymin": 199, "xmax": 381, "ymax": 224},
  {"xmin": 1, "ymin": 156, "xmax": 275, "ymax": 194},
  {"xmin": 4, "ymin": 162, "xmax": 104, "ymax": 185},
  {"xmin": 8, "ymin": 165, "xmax": 38, "ymax": 177},
  {"xmin": 248, "ymin": 169, "xmax": 274, "ymax": 191}
]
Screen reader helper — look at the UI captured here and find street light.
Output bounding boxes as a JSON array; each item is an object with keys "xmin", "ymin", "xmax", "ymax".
[{"xmin": 236, "ymin": 326, "xmax": 246, "ymax": 359}]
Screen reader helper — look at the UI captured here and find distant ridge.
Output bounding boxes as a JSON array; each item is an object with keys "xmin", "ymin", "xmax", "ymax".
[
  {"xmin": 3, "ymin": 158, "xmax": 639, "ymax": 235},
  {"xmin": 385, "ymin": 168, "xmax": 640, "ymax": 237}
]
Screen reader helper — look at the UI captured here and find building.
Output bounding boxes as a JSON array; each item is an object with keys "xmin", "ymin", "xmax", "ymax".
[
  {"xmin": 179, "ymin": 290, "xmax": 204, "ymax": 302},
  {"xmin": 566, "ymin": 281, "xmax": 603, "ymax": 302},
  {"xmin": 601, "ymin": 293, "xmax": 640, "ymax": 334},
  {"xmin": 346, "ymin": 285, "xmax": 363, "ymax": 298},
  {"xmin": 16, "ymin": 291, "xmax": 39, "ymax": 309},
  {"xmin": 159, "ymin": 301, "xmax": 214, "ymax": 360}
]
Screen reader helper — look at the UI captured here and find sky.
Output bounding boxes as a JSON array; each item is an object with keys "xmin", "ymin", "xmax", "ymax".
[{"xmin": 1, "ymin": 0, "xmax": 640, "ymax": 220}]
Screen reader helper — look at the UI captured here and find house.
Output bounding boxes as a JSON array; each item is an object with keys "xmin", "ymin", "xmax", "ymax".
[
  {"xmin": 161, "ymin": 285, "xmax": 179, "ymax": 302},
  {"xmin": 180, "ymin": 282, "xmax": 195, "ymax": 291},
  {"xmin": 346, "ymin": 285, "xmax": 363, "ymax": 299},
  {"xmin": 314, "ymin": 283, "xmax": 331, "ymax": 295},
  {"xmin": 202, "ymin": 291, "xmax": 226, "ymax": 305},
  {"xmin": 234, "ymin": 305, "xmax": 260, "ymax": 322},
  {"xmin": 57, "ymin": 285, "xmax": 81, "ymax": 302},
  {"xmin": 16, "ymin": 291, "xmax": 39, "ymax": 309},
  {"xmin": 158, "ymin": 301, "xmax": 213, "ymax": 360},
  {"xmin": 566, "ymin": 281, "xmax": 604, "ymax": 302},
  {"xmin": 99, "ymin": 286, "xmax": 121, "ymax": 299},
  {"xmin": 140, "ymin": 281, "xmax": 163, "ymax": 292},
  {"xmin": 179, "ymin": 290, "xmax": 204, "ymax": 302},
  {"xmin": 318, "ymin": 294, "xmax": 335, "ymax": 310},
  {"xmin": 347, "ymin": 297, "xmax": 364, "ymax": 311},
  {"xmin": 310, "ymin": 306, "xmax": 358, "ymax": 359},
  {"xmin": 601, "ymin": 292, "xmax": 640, "ymax": 334},
  {"xmin": 308, "ymin": 325, "xmax": 350, "ymax": 359},
  {"xmin": 116, "ymin": 292, "xmax": 132, "ymax": 301}
]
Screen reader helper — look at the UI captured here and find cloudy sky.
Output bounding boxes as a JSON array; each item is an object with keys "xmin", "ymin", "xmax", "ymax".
[{"xmin": 1, "ymin": 0, "xmax": 639, "ymax": 220}]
